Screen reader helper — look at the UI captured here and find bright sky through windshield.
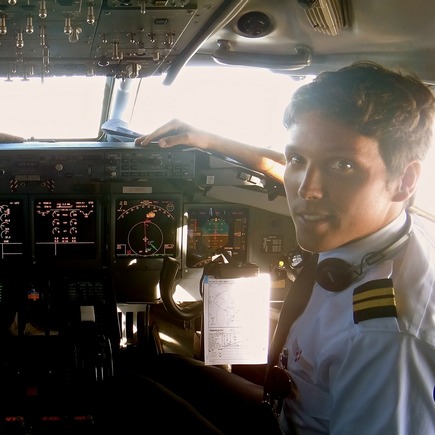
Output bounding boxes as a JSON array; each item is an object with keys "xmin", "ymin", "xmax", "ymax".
[
  {"xmin": 130, "ymin": 66, "xmax": 302, "ymax": 151},
  {"xmin": 0, "ymin": 77, "xmax": 106, "ymax": 139}
]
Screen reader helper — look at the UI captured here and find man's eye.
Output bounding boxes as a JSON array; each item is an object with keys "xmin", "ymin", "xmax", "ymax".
[
  {"xmin": 330, "ymin": 159, "xmax": 354, "ymax": 171},
  {"xmin": 286, "ymin": 154, "xmax": 304, "ymax": 165}
]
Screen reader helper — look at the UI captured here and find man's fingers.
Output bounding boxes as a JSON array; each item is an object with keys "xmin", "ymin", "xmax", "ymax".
[{"xmin": 134, "ymin": 119, "xmax": 190, "ymax": 147}]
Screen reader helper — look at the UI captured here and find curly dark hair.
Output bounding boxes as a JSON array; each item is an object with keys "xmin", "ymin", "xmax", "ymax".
[{"xmin": 283, "ymin": 61, "xmax": 435, "ymax": 178}]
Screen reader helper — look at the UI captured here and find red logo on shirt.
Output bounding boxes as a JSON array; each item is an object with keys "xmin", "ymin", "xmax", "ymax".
[{"xmin": 294, "ymin": 349, "xmax": 302, "ymax": 362}]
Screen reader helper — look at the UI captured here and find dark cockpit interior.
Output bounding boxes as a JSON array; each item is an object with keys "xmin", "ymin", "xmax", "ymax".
[{"xmin": 0, "ymin": 140, "xmax": 293, "ymax": 432}]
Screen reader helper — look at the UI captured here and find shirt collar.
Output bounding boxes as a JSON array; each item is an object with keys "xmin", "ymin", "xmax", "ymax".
[{"xmin": 318, "ymin": 211, "xmax": 408, "ymax": 266}]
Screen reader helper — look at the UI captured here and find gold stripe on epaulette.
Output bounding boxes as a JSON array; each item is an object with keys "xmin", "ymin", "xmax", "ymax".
[{"xmin": 353, "ymin": 278, "xmax": 397, "ymax": 324}]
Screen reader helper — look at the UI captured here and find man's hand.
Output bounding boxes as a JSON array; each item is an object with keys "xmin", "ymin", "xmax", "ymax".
[{"xmin": 135, "ymin": 119, "xmax": 207, "ymax": 150}]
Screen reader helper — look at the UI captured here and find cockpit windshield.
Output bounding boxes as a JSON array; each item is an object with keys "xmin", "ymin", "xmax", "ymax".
[
  {"xmin": 0, "ymin": 76, "xmax": 108, "ymax": 140},
  {"xmin": 0, "ymin": 65, "xmax": 434, "ymax": 218}
]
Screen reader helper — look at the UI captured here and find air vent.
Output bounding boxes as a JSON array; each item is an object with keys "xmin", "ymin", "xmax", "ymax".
[{"xmin": 298, "ymin": 0, "xmax": 351, "ymax": 36}]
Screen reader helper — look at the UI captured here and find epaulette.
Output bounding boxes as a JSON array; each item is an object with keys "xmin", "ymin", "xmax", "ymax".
[{"xmin": 353, "ymin": 278, "xmax": 397, "ymax": 324}]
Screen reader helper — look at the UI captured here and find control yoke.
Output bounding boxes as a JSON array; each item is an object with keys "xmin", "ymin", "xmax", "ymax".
[{"xmin": 159, "ymin": 256, "xmax": 203, "ymax": 321}]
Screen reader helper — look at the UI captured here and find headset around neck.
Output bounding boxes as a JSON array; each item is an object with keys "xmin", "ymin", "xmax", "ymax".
[{"xmin": 288, "ymin": 213, "xmax": 413, "ymax": 292}]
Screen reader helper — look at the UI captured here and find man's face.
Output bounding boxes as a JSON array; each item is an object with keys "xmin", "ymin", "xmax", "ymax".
[{"xmin": 284, "ymin": 111, "xmax": 403, "ymax": 253}]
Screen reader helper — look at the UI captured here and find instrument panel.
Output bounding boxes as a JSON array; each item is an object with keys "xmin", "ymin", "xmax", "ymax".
[
  {"xmin": 0, "ymin": 141, "xmax": 293, "ymax": 432},
  {"xmin": 0, "ymin": 193, "xmax": 254, "ymax": 274},
  {"xmin": 0, "ymin": 141, "xmax": 293, "ymax": 298},
  {"xmin": 0, "ymin": 142, "xmax": 276, "ymax": 271},
  {"xmin": 0, "ymin": 142, "xmax": 197, "ymax": 191}
]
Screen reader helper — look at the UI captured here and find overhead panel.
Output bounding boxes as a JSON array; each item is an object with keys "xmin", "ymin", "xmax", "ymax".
[{"xmin": 0, "ymin": 0, "xmax": 243, "ymax": 79}]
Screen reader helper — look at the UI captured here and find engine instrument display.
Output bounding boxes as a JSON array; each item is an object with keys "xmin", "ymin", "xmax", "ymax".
[
  {"xmin": 114, "ymin": 197, "xmax": 180, "ymax": 258},
  {"xmin": 33, "ymin": 198, "xmax": 97, "ymax": 260},
  {"xmin": 185, "ymin": 206, "xmax": 249, "ymax": 268},
  {"xmin": 0, "ymin": 198, "xmax": 25, "ymax": 260}
]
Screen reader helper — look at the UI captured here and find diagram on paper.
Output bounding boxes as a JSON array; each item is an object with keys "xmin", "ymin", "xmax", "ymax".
[{"xmin": 203, "ymin": 274, "xmax": 270, "ymax": 365}]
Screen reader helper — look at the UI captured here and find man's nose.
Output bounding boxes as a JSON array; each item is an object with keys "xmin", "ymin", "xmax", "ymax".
[{"xmin": 297, "ymin": 166, "xmax": 324, "ymax": 200}]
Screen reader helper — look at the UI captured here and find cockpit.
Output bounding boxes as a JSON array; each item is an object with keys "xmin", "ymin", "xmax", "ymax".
[{"xmin": 0, "ymin": 1, "xmax": 434, "ymax": 433}]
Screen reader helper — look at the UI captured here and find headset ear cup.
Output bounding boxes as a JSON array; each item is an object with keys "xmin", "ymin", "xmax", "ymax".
[{"xmin": 315, "ymin": 258, "xmax": 355, "ymax": 292}]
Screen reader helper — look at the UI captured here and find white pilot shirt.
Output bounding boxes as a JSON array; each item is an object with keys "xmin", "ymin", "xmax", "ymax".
[{"xmin": 279, "ymin": 211, "xmax": 435, "ymax": 434}]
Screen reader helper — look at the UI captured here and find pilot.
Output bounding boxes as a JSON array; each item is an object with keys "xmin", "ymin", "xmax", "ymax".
[{"xmin": 136, "ymin": 62, "xmax": 435, "ymax": 434}]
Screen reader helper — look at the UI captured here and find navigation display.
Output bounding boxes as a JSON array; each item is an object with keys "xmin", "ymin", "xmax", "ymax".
[
  {"xmin": 114, "ymin": 196, "xmax": 180, "ymax": 258},
  {"xmin": 33, "ymin": 198, "xmax": 98, "ymax": 260},
  {"xmin": 185, "ymin": 205, "xmax": 249, "ymax": 268}
]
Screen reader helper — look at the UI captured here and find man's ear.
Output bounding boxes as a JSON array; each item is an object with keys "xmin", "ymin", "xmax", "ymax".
[{"xmin": 392, "ymin": 160, "xmax": 421, "ymax": 202}]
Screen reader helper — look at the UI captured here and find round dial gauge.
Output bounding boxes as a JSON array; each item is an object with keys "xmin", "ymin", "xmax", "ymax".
[{"xmin": 115, "ymin": 198, "xmax": 178, "ymax": 258}]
